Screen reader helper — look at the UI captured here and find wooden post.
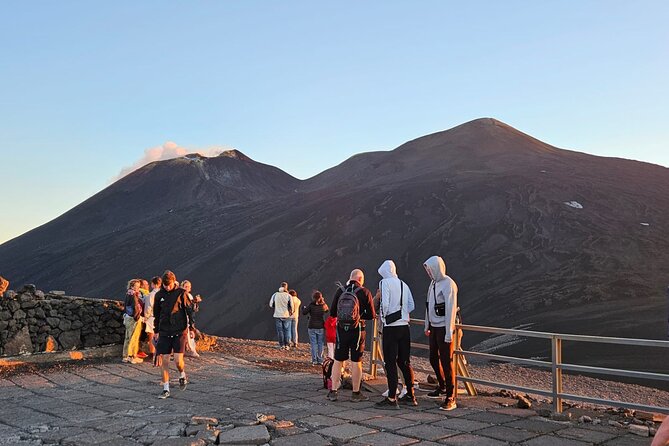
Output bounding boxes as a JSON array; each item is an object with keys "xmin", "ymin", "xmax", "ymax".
[{"xmin": 551, "ymin": 336, "xmax": 563, "ymax": 413}]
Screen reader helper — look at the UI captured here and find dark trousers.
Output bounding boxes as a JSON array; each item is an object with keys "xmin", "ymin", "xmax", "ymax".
[
  {"xmin": 428, "ymin": 325, "xmax": 456, "ymax": 400},
  {"xmin": 382, "ymin": 325, "xmax": 415, "ymax": 398}
]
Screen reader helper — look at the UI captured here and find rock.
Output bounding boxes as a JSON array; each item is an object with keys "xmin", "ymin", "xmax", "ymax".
[
  {"xmin": 516, "ymin": 395, "xmax": 532, "ymax": 409},
  {"xmin": 48, "ymin": 290, "xmax": 66, "ymax": 296},
  {"xmin": 191, "ymin": 416, "xmax": 218, "ymax": 426},
  {"xmin": 631, "ymin": 417, "xmax": 644, "ymax": 425},
  {"xmin": 650, "ymin": 427, "xmax": 657, "ymax": 436},
  {"xmin": 12, "ymin": 309, "xmax": 26, "ymax": 320},
  {"xmin": 156, "ymin": 438, "xmax": 206, "ymax": 446},
  {"xmin": 217, "ymin": 425, "xmax": 270, "ymax": 445},
  {"xmin": 578, "ymin": 415, "xmax": 592, "ymax": 423},
  {"xmin": 0, "ymin": 321, "xmax": 7, "ymax": 331},
  {"xmin": 255, "ymin": 414, "xmax": 276, "ymax": 423},
  {"xmin": 0, "ymin": 310, "xmax": 11, "ymax": 321},
  {"xmin": 550, "ymin": 412, "xmax": 571, "ymax": 421},
  {"xmin": 83, "ymin": 334, "xmax": 103, "ymax": 347},
  {"xmin": 593, "ymin": 418, "xmax": 601, "ymax": 425},
  {"xmin": 629, "ymin": 425, "xmax": 649, "ymax": 437},
  {"xmin": 106, "ymin": 319, "xmax": 122, "ymax": 328},
  {"xmin": 20, "ymin": 284, "xmax": 36, "ymax": 294},
  {"xmin": 46, "ymin": 317, "xmax": 60, "ymax": 327},
  {"xmin": 608, "ymin": 420, "xmax": 624, "ymax": 428},
  {"xmin": 20, "ymin": 296, "xmax": 37, "ymax": 309},
  {"xmin": 185, "ymin": 425, "xmax": 207, "ymax": 436},
  {"xmin": 7, "ymin": 300, "xmax": 20, "ymax": 312},
  {"xmin": 195, "ymin": 428, "xmax": 219, "ymax": 443},
  {"xmin": 537, "ymin": 408, "xmax": 552, "ymax": 417},
  {"xmin": 263, "ymin": 419, "xmax": 293, "ymax": 430},
  {"xmin": 4, "ymin": 326, "xmax": 34, "ymax": 355},
  {"xmin": 45, "ymin": 335, "xmax": 58, "ymax": 352},
  {"xmin": 58, "ymin": 330, "xmax": 81, "ymax": 349},
  {"xmin": 34, "ymin": 290, "xmax": 44, "ymax": 298},
  {"xmin": 58, "ymin": 319, "xmax": 71, "ymax": 331}
]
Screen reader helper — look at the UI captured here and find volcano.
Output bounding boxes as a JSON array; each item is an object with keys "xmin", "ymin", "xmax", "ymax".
[{"xmin": 2, "ymin": 118, "xmax": 668, "ymax": 372}]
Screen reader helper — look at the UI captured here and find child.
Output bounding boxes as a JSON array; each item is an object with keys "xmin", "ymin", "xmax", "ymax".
[{"xmin": 324, "ymin": 315, "xmax": 337, "ymax": 360}]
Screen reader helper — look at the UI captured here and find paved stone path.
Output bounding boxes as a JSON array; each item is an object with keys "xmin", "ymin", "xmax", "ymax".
[{"xmin": 0, "ymin": 352, "xmax": 654, "ymax": 445}]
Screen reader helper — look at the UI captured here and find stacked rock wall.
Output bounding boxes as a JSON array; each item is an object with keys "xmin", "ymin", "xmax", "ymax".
[{"xmin": 0, "ymin": 285, "xmax": 125, "ymax": 356}]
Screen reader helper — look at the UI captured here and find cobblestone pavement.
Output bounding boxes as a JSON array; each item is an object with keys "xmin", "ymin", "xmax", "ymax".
[{"xmin": 0, "ymin": 352, "xmax": 654, "ymax": 445}]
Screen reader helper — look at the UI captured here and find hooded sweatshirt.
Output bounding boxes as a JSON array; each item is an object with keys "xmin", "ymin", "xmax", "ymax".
[
  {"xmin": 423, "ymin": 256, "xmax": 458, "ymax": 342},
  {"xmin": 269, "ymin": 287, "xmax": 292, "ymax": 319},
  {"xmin": 378, "ymin": 260, "xmax": 415, "ymax": 327}
]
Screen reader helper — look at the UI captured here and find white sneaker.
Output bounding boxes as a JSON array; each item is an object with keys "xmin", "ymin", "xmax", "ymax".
[
  {"xmin": 122, "ymin": 357, "xmax": 130, "ymax": 363},
  {"xmin": 129, "ymin": 357, "xmax": 143, "ymax": 364}
]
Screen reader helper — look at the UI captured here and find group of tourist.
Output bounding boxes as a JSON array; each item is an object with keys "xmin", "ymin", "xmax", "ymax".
[
  {"xmin": 122, "ymin": 270, "xmax": 202, "ymax": 399},
  {"xmin": 270, "ymin": 255, "xmax": 459, "ymax": 411}
]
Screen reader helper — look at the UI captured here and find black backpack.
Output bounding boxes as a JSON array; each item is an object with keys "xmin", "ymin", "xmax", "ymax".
[{"xmin": 336, "ymin": 282, "xmax": 361, "ymax": 329}]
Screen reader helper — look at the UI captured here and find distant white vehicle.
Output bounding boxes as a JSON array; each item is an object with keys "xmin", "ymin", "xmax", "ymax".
[{"xmin": 564, "ymin": 201, "xmax": 583, "ymax": 209}]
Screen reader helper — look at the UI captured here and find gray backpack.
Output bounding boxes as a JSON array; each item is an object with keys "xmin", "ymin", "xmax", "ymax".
[{"xmin": 336, "ymin": 282, "xmax": 361, "ymax": 329}]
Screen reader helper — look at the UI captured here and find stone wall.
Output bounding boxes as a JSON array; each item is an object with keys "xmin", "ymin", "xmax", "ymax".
[{"xmin": 0, "ymin": 285, "xmax": 125, "ymax": 356}]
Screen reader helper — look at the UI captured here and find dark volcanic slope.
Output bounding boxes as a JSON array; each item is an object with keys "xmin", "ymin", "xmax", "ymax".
[{"xmin": 2, "ymin": 118, "xmax": 668, "ymax": 372}]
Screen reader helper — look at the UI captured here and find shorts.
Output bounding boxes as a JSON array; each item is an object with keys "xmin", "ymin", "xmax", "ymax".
[
  {"xmin": 144, "ymin": 317, "xmax": 155, "ymax": 334},
  {"xmin": 156, "ymin": 331, "xmax": 187, "ymax": 355},
  {"xmin": 334, "ymin": 324, "xmax": 365, "ymax": 363}
]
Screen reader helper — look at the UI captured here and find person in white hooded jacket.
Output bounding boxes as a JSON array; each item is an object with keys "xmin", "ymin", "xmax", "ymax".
[
  {"xmin": 423, "ymin": 255, "xmax": 458, "ymax": 411},
  {"xmin": 374, "ymin": 260, "xmax": 417, "ymax": 410}
]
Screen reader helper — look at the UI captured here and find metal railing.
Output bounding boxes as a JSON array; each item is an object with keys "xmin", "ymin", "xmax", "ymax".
[{"xmin": 369, "ymin": 318, "xmax": 669, "ymax": 414}]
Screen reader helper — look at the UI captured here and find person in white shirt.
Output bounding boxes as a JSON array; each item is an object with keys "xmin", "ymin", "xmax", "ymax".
[
  {"xmin": 288, "ymin": 289, "xmax": 301, "ymax": 347},
  {"xmin": 423, "ymin": 255, "xmax": 459, "ymax": 411},
  {"xmin": 374, "ymin": 260, "xmax": 417, "ymax": 410},
  {"xmin": 143, "ymin": 276, "xmax": 162, "ymax": 359},
  {"xmin": 269, "ymin": 282, "xmax": 292, "ymax": 350}
]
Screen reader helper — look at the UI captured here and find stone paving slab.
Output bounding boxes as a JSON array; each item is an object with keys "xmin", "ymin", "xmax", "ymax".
[
  {"xmin": 270, "ymin": 432, "xmax": 332, "ymax": 446},
  {"xmin": 439, "ymin": 433, "xmax": 510, "ymax": 445},
  {"xmin": 350, "ymin": 431, "xmax": 420, "ymax": 445},
  {"xmin": 395, "ymin": 423, "xmax": 458, "ymax": 441},
  {"xmin": 474, "ymin": 425, "xmax": 539, "ymax": 443},
  {"xmin": 315, "ymin": 423, "xmax": 378, "ymax": 441}
]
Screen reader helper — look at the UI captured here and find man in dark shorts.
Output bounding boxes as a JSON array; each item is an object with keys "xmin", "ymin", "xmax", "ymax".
[
  {"xmin": 327, "ymin": 268, "xmax": 376, "ymax": 402},
  {"xmin": 153, "ymin": 270, "xmax": 195, "ymax": 399}
]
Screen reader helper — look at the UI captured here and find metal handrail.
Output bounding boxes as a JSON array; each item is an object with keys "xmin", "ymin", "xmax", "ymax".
[{"xmin": 372, "ymin": 317, "xmax": 669, "ymax": 414}]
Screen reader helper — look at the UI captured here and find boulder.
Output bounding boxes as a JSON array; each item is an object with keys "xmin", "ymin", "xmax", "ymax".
[
  {"xmin": 46, "ymin": 317, "xmax": 60, "ymax": 327},
  {"xmin": 12, "ymin": 309, "xmax": 26, "ymax": 320},
  {"xmin": 58, "ymin": 319, "xmax": 72, "ymax": 331},
  {"xmin": 83, "ymin": 334, "xmax": 102, "ymax": 347},
  {"xmin": 58, "ymin": 330, "xmax": 81, "ymax": 350},
  {"xmin": 0, "ymin": 311, "xmax": 11, "ymax": 321},
  {"xmin": 20, "ymin": 284, "xmax": 37, "ymax": 294},
  {"xmin": 4, "ymin": 326, "xmax": 33, "ymax": 355},
  {"xmin": 7, "ymin": 300, "xmax": 20, "ymax": 312},
  {"xmin": 48, "ymin": 291, "xmax": 65, "ymax": 296}
]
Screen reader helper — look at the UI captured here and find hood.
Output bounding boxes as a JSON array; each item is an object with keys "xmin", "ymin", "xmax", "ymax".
[
  {"xmin": 423, "ymin": 256, "xmax": 447, "ymax": 282},
  {"xmin": 378, "ymin": 260, "xmax": 398, "ymax": 279}
]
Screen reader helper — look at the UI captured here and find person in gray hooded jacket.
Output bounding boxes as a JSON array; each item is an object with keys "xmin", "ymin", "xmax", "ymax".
[
  {"xmin": 423, "ymin": 255, "xmax": 458, "ymax": 411},
  {"xmin": 374, "ymin": 260, "xmax": 417, "ymax": 410}
]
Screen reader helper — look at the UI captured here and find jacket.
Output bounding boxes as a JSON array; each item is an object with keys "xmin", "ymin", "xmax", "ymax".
[
  {"xmin": 154, "ymin": 286, "xmax": 195, "ymax": 336},
  {"xmin": 269, "ymin": 288, "xmax": 291, "ymax": 319},
  {"xmin": 331, "ymin": 280, "xmax": 376, "ymax": 329},
  {"xmin": 124, "ymin": 290, "xmax": 143, "ymax": 322},
  {"xmin": 378, "ymin": 260, "xmax": 415, "ymax": 327},
  {"xmin": 423, "ymin": 256, "xmax": 458, "ymax": 342},
  {"xmin": 302, "ymin": 301, "xmax": 329, "ymax": 329},
  {"xmin": 325, "ymin": 316, "xmax": 337, "ymax": 343},
  {"xmin": 289, "ymin": 295, "xmax": 301, "ymax": 320}
]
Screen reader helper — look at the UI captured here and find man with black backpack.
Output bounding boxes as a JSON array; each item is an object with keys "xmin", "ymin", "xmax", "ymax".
[
  {"xmin": 327, "ymin": 269, "xmax": 376, "ymax": 402},
  {"xmin": 374, "ymin": 260, "xmax": 417, "ymax": 409}
]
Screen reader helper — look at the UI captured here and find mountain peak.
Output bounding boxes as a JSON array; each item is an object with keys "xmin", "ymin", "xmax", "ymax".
[{"xmin": 218, "ymin": 149, "xmax": 253, "ymax": 162}]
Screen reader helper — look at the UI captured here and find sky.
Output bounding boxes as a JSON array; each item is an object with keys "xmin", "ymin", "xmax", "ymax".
[{"xmin": 0, "ymin": 1, "xmax": 667, "ymax": 245}]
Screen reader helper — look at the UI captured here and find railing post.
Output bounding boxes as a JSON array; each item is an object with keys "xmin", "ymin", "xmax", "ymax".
[
  {"xmin": 551, "ymin": 335, "xmax": 563, "ymax": 413},
  {"xmin": 370, "ymin": 318, "xmax": 378, "ymax": 378}
]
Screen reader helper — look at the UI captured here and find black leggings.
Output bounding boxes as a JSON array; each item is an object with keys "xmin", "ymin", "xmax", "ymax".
[
  {"xmin": 428, "ymin": 325, "xmax": 456, "ymax": 399},
  {"xmin": 382, "ymin": 325, "xmax": 415, "ymax": 398}
]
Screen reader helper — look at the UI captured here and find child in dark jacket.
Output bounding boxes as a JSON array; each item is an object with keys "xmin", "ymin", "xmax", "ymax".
[{"xmin": 302, "ymin": 291, "xmax": 329, "ymax": 365}]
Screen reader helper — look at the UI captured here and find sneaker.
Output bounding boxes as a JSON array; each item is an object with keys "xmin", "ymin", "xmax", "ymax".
[
  {"xmin": 427, "ymin": 388, "xmax": 447, "ymax": 398},
  {"xmin": 374, "ymin": 397, "xmax": 400, "ymax": 410},
  {"xmin": 122, "ymin": 357, "xmax": 130, "ymax": 363},
  {"xmin": 440, "ymin": 398, "xmax": 457, "ymax": 411},
  {"xmin": 179, "ymin": 376, "xmax": 188, "ymax": 391},
  {"xmin": 276, "ymin": 345, "xmax": 283, "ymax": 349},
  {"xmin": 351, "ymin": 391, "xmax": 369, "ymax": 402},
  {"xmin": 136, "ymin": 351, "xmax": 148, "ymax": 359},
  {"xmin": 129, "ymin": 357, "xmax": 143, "ymax": 364},
  {"xmin": 327, "ymin": 390, "xmax": 338, "ymax": 401},
  {"xmin": 158, "ymin": 390, "xmax": 170, "ymax": 399},
  {"xmin": 398, "ymin": 394, "xmax": 418, "ymax": 406}
]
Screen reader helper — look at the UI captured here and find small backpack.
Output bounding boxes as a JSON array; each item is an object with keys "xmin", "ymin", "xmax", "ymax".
[
  {"xmin": 322, "ymin": 357, "xmax": 334, "ymax": 389},
  {"xmin": 336, "ymin": 283, "xmax": 361, "ymax": 329}
]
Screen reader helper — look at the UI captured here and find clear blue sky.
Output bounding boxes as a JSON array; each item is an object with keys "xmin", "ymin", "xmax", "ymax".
[{"xmin": 1, "ymin": 1, "xmax": 667, "ymax": 244}]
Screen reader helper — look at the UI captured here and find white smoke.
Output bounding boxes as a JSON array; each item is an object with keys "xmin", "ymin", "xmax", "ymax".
[{"xmin": 112, "ymin": 141, "xmax": 232, "ymax": 182}]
